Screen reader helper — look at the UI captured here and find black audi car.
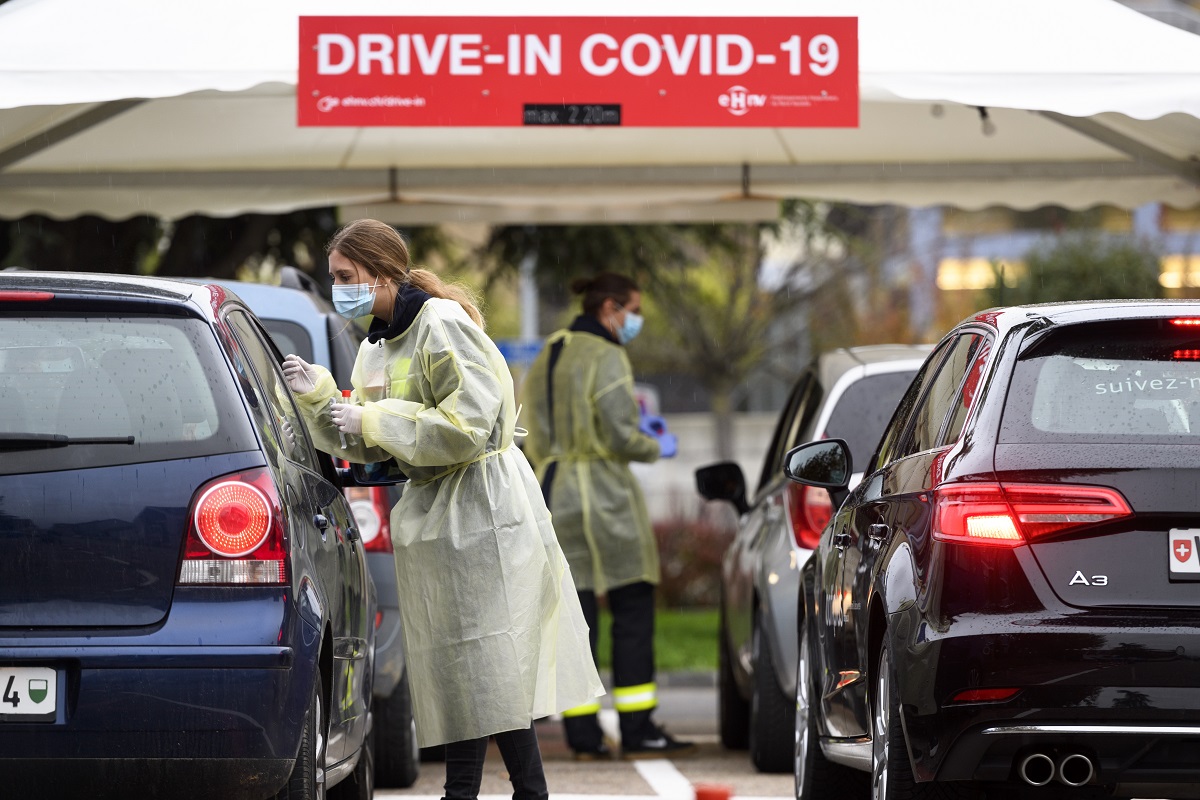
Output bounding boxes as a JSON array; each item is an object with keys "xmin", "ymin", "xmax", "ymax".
[{"xmin": 786, "ymin": 301, "xmax": 1200, "ymax": 800}]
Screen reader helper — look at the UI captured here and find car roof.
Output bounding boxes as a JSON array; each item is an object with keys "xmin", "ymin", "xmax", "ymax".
[
  {"xmin": 963, "ymin": 299, "xmax": 1200, "ymax": 338},
  {"xmin": 208, "ymin": 280, "xmax": 333, "ymax": 319},
  {"xmin": 815, "ymin": 343, "xmax": 933, "ymax": 389},
  {"xmin": 0, "ymin": 271, "xmax": 220, "ymax": 317}
]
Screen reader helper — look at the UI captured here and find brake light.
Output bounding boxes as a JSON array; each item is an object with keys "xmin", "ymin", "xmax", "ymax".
[
  {"xmin": 933, "ymin": 482, "xmax": 1131, "ymax": 547},
  {"xmin": 179, "ymin": 467, "xmax": 287, "ymax": 584},
  {"xmin": 949, "ymin": 687, "xmax": 1020, "ymax": 704},
  {"xmin": 346, "ymin": 486, "xmax": 393, "ymax": 552},
  {"xmin": 1174, "ymin": 350, "xmax": 1200, "ymax": 360},
  {"xmin": 787, "ymin": 482, "xmax": 832, "ymax": 551},
  {"xmin": 0, "ymin": 291, "xmax": 54, "ymax": 301},
  {"xmin": 1170, "ymin": 318, "xmax": 1200, "ymax": 327}
]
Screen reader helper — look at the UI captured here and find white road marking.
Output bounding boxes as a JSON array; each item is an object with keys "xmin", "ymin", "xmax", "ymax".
[{"xmin": 634, "ymin": 759, "xmax": 695, "ymax": 798}]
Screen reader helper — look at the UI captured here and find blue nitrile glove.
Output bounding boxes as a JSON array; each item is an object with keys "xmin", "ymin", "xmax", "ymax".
[
  {"xmin": 639, "ymin": 414, "xmax": 667, "ymax": 438},
  {"xmin": 658, "ymin": 432, "xmax": 678, "ymax": 459}
]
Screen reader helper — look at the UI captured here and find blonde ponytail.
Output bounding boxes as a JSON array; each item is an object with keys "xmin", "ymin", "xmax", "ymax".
[{"xmin": 407, "ymin": 268, "xmax": 485, "ymax": 329}]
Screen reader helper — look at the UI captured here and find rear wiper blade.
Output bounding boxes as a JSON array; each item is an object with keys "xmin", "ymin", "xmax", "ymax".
[{"xmin": 0, "ymin": 433, "xmax": 135, "ymax": 450}]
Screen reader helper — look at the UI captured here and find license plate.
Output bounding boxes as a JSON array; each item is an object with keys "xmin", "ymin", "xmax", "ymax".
[
  {"xmin": 1169, "ymin": 529, "xmax": 1200, "ymax": 580},
  {"xmin": 0, "ymin": 667, "xmax": 57, "ymax": 721}
]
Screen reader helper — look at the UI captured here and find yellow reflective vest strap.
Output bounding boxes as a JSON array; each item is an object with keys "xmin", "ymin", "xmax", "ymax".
[
  {"xmin": 561, "ymin": 700, "xmax": 603, "ymax": 718},
  {"xmin": 613, "ymin": 682, "xmax": 657, "ymax": 713}
]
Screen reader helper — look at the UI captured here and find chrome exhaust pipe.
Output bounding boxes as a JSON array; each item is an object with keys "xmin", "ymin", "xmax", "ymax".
[
  {"xmin": 1057, "ymin": 752, "xmax": 1094, "ymax": 787},
  {"xmin": 1017, "ymin": 752, "xmax": 1055, "ymax": 786}
]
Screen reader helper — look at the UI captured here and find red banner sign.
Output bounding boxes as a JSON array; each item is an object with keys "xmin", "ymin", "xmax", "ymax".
[{"xmin": 298, "ymin": 17, "xmax": 857, "ymax": 127}]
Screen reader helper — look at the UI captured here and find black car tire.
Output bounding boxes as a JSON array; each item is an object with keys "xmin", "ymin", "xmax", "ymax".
[
  {"xmin": 718, "ymin": 606, "xmax": 750, "ymax": 750},
  {"xmin": 374, "ymin": 671, "xmax": 420, "ymax": 788},
  {"xmin": 749, "ymin": 621, "xmax": 795, "ymax": 773},
  {"xmin": 795, "ymin": 621, "xmax": 869, "ymax": 799},
  {"xmin": 329, "ymin": 712, "xmax": 375, "ymax": 800},
  {"xmin": 873, "ymin": 644, "xmax": 981, "ymax": 800},
  {"xmin": 276, "ymin": 678, "xmax": 327, "ymax": 800}
]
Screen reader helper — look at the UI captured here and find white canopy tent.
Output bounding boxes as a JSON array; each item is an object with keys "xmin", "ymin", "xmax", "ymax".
[{"xmin": 0, "ymin": 0, "xmax": 1197, "ymax": 223}]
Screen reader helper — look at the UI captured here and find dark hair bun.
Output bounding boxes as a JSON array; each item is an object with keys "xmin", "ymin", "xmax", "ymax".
[{"xmin": 569, "ymin": 276, "xmax": 594, "ymax": 295}]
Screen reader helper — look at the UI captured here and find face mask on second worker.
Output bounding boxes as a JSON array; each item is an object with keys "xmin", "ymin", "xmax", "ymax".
[{"xmin": 615, "ymin": 304, "xmax": 643, "ymax": 344}]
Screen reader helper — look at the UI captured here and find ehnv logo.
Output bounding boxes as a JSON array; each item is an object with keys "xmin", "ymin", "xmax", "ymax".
[
  {"xmin": 1174, "ymin": 539, "xmax": 1193, "ymax": 563},
  {"xmin": 718, "ymin": 85, "xmax": 766, "ymax": 116}
]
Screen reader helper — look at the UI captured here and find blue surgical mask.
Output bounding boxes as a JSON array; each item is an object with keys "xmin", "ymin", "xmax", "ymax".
[
  {"xmin": 616, "ymin": 306, "xmax": 644, "ymax": 345},
  {"xmin": 332, "ymin": 279, "xmax": 381, "ymax": 320}
]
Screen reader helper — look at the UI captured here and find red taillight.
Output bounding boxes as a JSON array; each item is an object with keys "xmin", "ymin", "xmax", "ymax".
[
  {"xmin": 787, "ymin": 482, "xmax": 832, "ymax": 551},
  {"xmin": 1174, "ymin": 349, "xmax": 1200, "ymax": 360},
  {"xmin": 180, "ymin": 468, "xmax": 287, "ymax": 585},
  {"xmin": 194, "ymin": 482, "xmax": 271, "ymax": 556},
  {"xmin": 1170, "ymin": 318, "xmax": 1200, "ymax": 327},
  {"xmin": 933, "ymin": 482, "xmax": 1132, "ymax": 547},
  {"xmin": 0, "ymin": 290, "xmax": 54, "ymax": 301},
  {"xmin": 949, "ymin": 687, "xmax": 1020, "ymax": 704},
  {"xmin": 346, "ymin": 486, "xmax": 392, "ymax": 552}
]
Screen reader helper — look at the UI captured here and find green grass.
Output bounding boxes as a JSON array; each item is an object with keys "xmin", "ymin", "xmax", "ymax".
[{"xmin": 595, "ymin": 607, "xmax": 719, "ymax": 672}]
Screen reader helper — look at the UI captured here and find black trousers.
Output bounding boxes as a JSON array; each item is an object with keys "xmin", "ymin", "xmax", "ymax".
[
  {"xmin": 442, "ymin": 724, "xmax": 548, "ymax": 800},
  {"xmin": 563, "ymin": 580, "xmax": 656, "ymax": 750}
]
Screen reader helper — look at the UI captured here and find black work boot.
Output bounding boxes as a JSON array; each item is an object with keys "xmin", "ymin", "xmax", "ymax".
[{"xmin": 620, "ymin": 720, "xmax": 698, "ymax": 760}]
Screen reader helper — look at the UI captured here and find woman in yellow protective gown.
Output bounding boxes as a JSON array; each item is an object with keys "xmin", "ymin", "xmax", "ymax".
[{"xmin": 283, "ymin": 219, "xmax": 602, "ymax": 800}]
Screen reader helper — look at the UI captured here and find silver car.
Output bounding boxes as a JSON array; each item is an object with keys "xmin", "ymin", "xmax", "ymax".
[{"xmin": 696, "ymin": 345, "xmax": 930, "ymax": 773}]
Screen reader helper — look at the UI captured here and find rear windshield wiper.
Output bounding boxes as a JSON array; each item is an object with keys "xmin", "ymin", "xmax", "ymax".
[{"xmin": 0, "ymin": 433, "xmax": 136, "ymax": 450}]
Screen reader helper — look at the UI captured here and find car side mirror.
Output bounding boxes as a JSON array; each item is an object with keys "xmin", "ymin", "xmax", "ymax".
[
  {"xmin": 695, "ymin": 462, "xmax": 750, "ymax": 516},
  {"xmin": 338, "ymin": 459, "xmax": 408, "ymax": 487},
  {"xmin": 783, "ymin": 440, "xmax": 852, "ymax": 490}
]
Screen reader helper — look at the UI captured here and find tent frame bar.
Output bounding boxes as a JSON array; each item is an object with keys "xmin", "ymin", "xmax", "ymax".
[
  {"xmin": 0, "ymin": 100, "xmax": 145, "ymax": 172},
  {"xmin": 1039, "ymin": 111, "xmax": 1200, "ymax": 186},
  {"xmin": 0, "ymin": 159, "xmax": 1171, "ymax": 191}
]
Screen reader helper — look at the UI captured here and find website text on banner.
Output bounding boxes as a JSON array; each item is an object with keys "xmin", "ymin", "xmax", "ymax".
[{"xmin": 298, "ymin": 16, "xmax": 858, "ymax": 128}]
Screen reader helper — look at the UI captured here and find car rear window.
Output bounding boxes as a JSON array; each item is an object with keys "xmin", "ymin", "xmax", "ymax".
[
  {"xmin": 823, "ymin": 370, "xmax": 919, "ymax": 470},
  {"xmin": 1001, "ymin": 320, "xmax": 1200, "ymax": 442},
  {"xmin": 0, "ymin": 314, "xmax": 258, "ymax": 475}
]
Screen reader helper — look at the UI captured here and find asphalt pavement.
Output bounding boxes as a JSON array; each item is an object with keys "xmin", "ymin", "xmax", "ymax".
[{"xmin": 377, "ymin": 677, "xmax": 793, "ymax": 800}]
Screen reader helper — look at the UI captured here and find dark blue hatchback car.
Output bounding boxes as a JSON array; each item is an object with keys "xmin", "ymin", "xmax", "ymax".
[{"xmin": 0, "ymin": 273, "xmax": 376, "ymax": 800}]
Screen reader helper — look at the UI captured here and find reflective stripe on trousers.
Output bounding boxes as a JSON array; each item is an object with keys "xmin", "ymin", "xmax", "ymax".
[{"xmin": 613, "ymin": 682, "xmax": 657, "ymax": 713}]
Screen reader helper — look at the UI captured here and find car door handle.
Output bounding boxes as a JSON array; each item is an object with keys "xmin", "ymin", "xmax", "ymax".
[
  {"xmin": 868, "ymin": 523, "xmax": 890, "ymax": 541},
  {"xmin": 313, "ymin": 513, "xmax": 329, "ymax": 531},
  {"xmin": 833, "ymin": 531, "xmax": 853, "ymax": 550}
]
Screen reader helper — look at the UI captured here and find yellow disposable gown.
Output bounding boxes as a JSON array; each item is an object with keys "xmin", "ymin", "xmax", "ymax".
[
  {"xmin": 522, "ymin": 326, "xmax": 661, "ymax": 595},
  {"xmin": 293, "ymin": 298, "xmax": 603, "ymax": 747}
]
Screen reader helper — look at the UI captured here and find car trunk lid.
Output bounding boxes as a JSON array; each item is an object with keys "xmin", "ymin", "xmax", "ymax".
[
  {"xmin": 0, "ymin": 453, "xmax": 263, "ymax": 628},
  {"xmin": 995, "ymin": 443, "xmax": 1200, "ymax": 609}
]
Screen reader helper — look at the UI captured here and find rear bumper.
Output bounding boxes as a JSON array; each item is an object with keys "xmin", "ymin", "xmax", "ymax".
[
  {"xmin": 938, "ymin": 722, "xmax": 1200, "ymax": 794},
  {"xmin": 893, "ymin": 611, "xmax": 1200, "ymax": 788},
  {"xmin": 0, "ymin": 589, "xmax": 319, "ymax": 798},
  {"xmin": 5, "ymin": 758, "xmax": 295, "ymax": 800}
]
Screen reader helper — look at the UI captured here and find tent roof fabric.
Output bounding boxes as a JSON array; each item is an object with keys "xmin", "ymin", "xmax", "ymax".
[{"xmin": 0, "ymin": 0, "xmax": 1198, "ymax": 220}]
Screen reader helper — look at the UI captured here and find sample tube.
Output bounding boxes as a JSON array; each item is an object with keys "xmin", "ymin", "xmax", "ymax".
[{"xmin": 338, "ymin": 389, "xmax": 352, "ymax": 448}]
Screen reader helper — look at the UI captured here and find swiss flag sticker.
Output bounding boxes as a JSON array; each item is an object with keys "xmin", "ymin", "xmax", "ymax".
[{"xmin": 1173, "ymin": 539, "xmax": 1193, "ymax": 563}]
